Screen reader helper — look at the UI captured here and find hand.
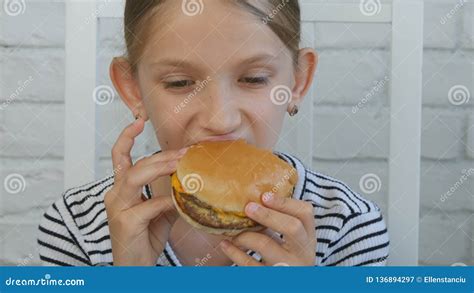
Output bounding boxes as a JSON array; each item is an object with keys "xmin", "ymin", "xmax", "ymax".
[
  {"xmin": 104, "ymin": 118, "xmax": 188, "ymax": 266},
  {"xmin": 219, "ymin": 192, "xmax": 316, "ymax": 266}
]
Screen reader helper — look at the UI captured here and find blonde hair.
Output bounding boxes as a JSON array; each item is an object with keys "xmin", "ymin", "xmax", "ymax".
[{"xmin": 124, "ymin": 0, "xmax": 301, "ymax": 73}]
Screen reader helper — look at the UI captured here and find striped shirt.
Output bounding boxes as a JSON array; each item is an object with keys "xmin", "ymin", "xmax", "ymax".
[{"xmin": 37, "ymin": 150, "xmax": 390, "ymax": 266}]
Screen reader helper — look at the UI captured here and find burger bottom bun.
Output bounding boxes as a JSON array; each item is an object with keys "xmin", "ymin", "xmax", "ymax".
[{"xmin": 171, "ymin": 188, "xmax": 265, "ymax": 237}]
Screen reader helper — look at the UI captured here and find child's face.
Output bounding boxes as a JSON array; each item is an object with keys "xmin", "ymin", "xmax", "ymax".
[{"xmin": 114, "ymin": 0, "xmax": 317, "ymax": 150}]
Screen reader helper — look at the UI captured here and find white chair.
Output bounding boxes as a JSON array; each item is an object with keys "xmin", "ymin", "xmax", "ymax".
[{"xmin": 64, "ymin": 0, "xmax": 424, "ymax": 266}]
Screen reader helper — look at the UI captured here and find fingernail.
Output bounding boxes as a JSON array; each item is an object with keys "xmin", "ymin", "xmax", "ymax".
[
  {"xmin": 262, "ymin": 192, "xmax": 274, "ymax": 203},
  {"xmin": 246, "ymin": 202, "xmax": 260, "ymax": 214}
]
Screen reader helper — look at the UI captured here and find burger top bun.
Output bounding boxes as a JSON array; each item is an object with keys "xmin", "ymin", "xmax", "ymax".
[{"xmin": 176, "ymin": 139, "xmax": 298, "ymax": 214}]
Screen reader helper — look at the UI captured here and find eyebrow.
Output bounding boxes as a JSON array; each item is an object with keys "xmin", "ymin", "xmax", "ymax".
[
  {"xmin": 237, "ymin": 53, "xmax": 279, "ymax": 65},
  {"xmin": 150, "ymin": 59, "xmax": 199, "ymax": 70},
  {"xmin": 149, "ymin": 53, "xmax": 279, "ymax": 70}
]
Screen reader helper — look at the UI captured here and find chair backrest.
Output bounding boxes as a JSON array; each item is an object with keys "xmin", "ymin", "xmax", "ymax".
[{"xmin": 64, "ymin": 0, "xmax": 424, "ymax": 266}]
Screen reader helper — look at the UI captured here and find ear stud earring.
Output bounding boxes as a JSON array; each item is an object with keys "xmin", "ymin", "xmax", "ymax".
[{"xmin": 288, "ymin": 104, "xmax": 299, "ymax": 117}]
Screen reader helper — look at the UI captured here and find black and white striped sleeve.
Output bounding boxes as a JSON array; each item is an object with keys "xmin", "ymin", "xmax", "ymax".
[
  {"xmin": 37, "ymin": 199, "xmax": 92, "ymax": 266},
  {"xmin": 321, "ymin": 210, "xmax": 390, "ymax": 266}
]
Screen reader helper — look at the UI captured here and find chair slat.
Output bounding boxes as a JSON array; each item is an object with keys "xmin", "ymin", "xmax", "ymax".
[
  {"xmin": 64, "ymin": 1, "xmax": 98, "ymax": 189},
  {"xmin": 388, "ymin": 0, "xmax": 424, "ymax": 266}
]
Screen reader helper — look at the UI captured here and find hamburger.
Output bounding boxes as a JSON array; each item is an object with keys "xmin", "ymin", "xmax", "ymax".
[{"xmin": 170, "ymin": 139, "xmax": 298, "ymax": 236}]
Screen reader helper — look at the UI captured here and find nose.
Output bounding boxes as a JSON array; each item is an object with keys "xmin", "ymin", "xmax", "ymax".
[{"xmin": 200, "ymin": 81, "xmax": 241, "ymax": 135}]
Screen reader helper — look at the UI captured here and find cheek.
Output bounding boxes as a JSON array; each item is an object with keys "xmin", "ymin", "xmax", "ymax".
[
  {"xmin": 141, "ymin": 90, "xmax": 191, "ymax": 149},
  {"xmin": 245, "ymin": 100, "xmax": 286, "ymax": 149},
  {"xmin": 141, "ymin": 80, "xmax": 188, "ymax": 124}
]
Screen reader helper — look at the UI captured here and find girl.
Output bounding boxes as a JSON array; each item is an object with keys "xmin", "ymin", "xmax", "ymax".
[{"xmin": 38, "ymin": 0, "xmax": 389, "ymax": 266}]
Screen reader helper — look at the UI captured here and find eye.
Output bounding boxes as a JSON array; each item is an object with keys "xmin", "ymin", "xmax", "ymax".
[
  {"xmin": 239, "ymin": 76, "xmax": 269, "ymax": 85},
  {"xmin": 164, "ymin": 80, "xmax": 195, "ymax": 89}
]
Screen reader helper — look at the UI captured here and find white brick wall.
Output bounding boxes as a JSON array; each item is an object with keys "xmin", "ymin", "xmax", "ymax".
[{"xmin": 0, "ymin": 0, "xmax": 472, "ymax": 266}]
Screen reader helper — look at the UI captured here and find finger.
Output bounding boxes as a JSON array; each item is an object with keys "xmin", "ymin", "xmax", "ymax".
[
  {"xmin": 261, "ymin": 192, "xmax": 316, "ymax": 241},
  {"xmin": 111, "ymin": 118, "xmax": 145, "ymax": 182},
  {"xmin": 231, "ymin": 232, "xmax": 291, "ymax": 265},
  {"xmin": 245, "ymin": 201, "xmax": 307, "ymax": 251},
  {"xmin": 262, "ymin": 228, "xmax": 286, "ymax": 246},
  {"xmin": 219, "ymin": 240, "xmax": 263, "ymax": 267},
  {"xmin": 139, "ymin": 148, "xmax": 190, "ymax": 166},
  {"xmin": 125, "ymin": 195, "xmax": 177, "ymax": 225},
  {"xmin": 148, "ymin": 196, "xmax": 180, "ymax": 253},
  {"xmin": 116, "ymin": 160, "xmax": 179, "ymax": 209}
]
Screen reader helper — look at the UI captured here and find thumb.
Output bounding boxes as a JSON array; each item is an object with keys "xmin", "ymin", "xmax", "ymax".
[{"xmin": 130, "ymin": 195, "xmax": 177, "ymax": 225}]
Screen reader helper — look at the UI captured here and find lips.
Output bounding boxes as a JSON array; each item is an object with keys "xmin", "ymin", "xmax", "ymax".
[
  {"xmin": 184, "ymin": 133, "xmax": 248, "ymax": 148},
  {"xmin": 202, "ymin": 134, "xmax": 240, "ymax": 142},
  {"xmin": 189, "ymin": 134, "xmax": 244, "ymax": 146}
]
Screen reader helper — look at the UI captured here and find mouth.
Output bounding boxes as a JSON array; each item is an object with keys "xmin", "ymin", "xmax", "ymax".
[
  {"xmin": 190, "ymin": 134, "xmax": 245, "ymax": 146},
  {"xmin": 203, "ymin": 134, "xmax": 240, "ymax": 142}
]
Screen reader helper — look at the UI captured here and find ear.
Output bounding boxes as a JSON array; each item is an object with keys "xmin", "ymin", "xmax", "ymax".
[
  {"xmin": 109, "ymin": 57, "xmax": 149, "ymax": 120},
  {"xmin": 290, "ymin": 48, "xmax": 318, "ymax": 109}
]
